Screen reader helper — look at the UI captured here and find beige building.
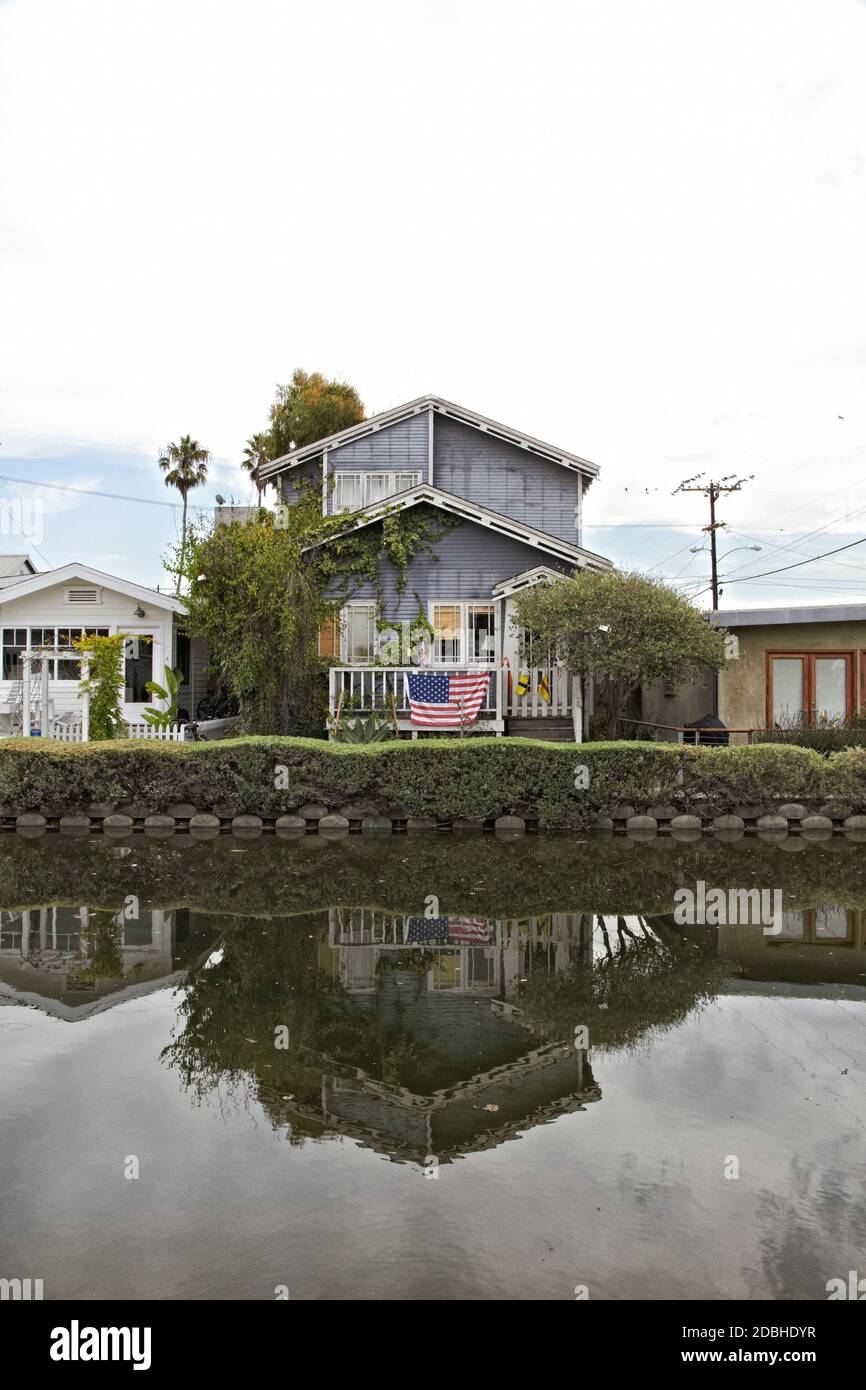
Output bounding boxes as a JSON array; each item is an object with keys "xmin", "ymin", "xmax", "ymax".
[
  {"xmin": 713, "ymin": 604, "xmax": 866, "ymax": 732},
  {"xmin": 642, "ymin": 602, "xmax": 866, "ymax": 737}
]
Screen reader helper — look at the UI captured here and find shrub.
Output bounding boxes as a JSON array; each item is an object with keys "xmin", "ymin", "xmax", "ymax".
[
  {"xmin": 0, "ymin": 735, "xmax": 855, "ymax": 825},
  {"xmin": 824, "ymin": 746, "xmax": 866, "ymax": 807},
  {"xmin": 684, "ymin": 743, "xmax": 828, "ymax": 810},
  {"xmin": 752, "ymin": 726, "xmax": 866, "ymax": 755}
]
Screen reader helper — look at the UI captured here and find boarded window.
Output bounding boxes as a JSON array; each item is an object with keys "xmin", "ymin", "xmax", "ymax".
[{"xmin": 318, "ymin": 616, "xmax": 340, "ymax": 659}]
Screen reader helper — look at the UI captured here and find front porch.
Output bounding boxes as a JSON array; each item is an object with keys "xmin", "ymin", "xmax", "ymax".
[{"xmin": 327, "ymin": 664, "xmax": 582, "ymax": 738}]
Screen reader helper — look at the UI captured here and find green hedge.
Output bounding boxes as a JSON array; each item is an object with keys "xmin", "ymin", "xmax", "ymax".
[{"xmin": 2, "ymin": 734, "xmax": 866, "ymax": 827}]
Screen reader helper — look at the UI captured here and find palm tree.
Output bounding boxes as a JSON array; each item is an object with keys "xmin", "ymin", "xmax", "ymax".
[
  {"xmin": 158, "ymin": 435, "xmax": 210, "ymax": 594},
  {"xmin": 242, "ymin": 432, "xmax": 270, "ymax": 504}
]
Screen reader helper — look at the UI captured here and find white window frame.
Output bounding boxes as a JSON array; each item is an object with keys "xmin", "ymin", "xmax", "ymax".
[
  {"xmin": 340, "ymin": 602, "xmax": 377, "ymax": 664},
  {"xmin": 332, "ymin": 470, "xmax": 422, "ymax": 513},
  {"xmin": 428, "ymin": 602, "xmax": 497, "ymax": 666}
]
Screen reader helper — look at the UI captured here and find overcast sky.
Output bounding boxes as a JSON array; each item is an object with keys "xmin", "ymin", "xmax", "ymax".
[{"xmin": 1, "ymin": 0, "xmax": 864, "ymax": 605}]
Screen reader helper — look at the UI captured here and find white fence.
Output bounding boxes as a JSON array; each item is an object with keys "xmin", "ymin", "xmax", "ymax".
[
  {"xmin": 35, "ymin": 722, "xmax": 185, "ymax": 744},
  {"xmin": 124, "ymin": 723, "xmax": 185, "ymax": 742}
]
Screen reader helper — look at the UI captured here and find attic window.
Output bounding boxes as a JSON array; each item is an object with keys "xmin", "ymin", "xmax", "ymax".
[{"xmin": 66, "ymin": 587, "xmax": 101, "ymax": 605}]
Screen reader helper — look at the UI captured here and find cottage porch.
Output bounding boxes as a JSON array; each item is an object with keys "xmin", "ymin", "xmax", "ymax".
[{"xmin": 327, "ymin": 664, "xmax": 582, "ymax": 738}]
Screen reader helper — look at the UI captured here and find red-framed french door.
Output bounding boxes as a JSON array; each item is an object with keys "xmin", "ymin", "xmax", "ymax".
[{"xmin": 765, "ymin": 650, "xmax": 854, "ymax": 728}]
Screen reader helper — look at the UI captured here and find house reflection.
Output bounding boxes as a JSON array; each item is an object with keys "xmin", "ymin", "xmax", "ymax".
[{"xmin": 0, "ymin": 905, "xmax": 215, "ymax": 1019}]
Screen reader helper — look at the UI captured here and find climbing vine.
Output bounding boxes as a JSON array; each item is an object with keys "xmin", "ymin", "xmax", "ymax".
[{"xmin": 172, "ymin": 487, "xmax": 460, "ymax": 735}]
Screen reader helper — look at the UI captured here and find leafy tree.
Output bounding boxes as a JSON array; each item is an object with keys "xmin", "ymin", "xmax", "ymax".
[
  {"xmin": 268, "ymin": 369, "xmax": 364, "ymax": 458},
  {"xmin": 158, "ymin": 435, "xmax": 211, "ymax": 593},
  {"xmin": 513, "ymin": 569, "xmax": 728, "ymax": 738},
  {"xmin": 175, "ymin": 490, "xmax": 451, "ymax": 735},
  {"xmin": 241, "ymin": 432, "xmax": 271, "ymax": 502}
]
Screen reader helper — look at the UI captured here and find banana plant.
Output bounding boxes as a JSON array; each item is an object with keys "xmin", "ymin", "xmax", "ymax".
[{"xmin": 142, "ymin": 665, "xmax": 184, "ymax": 728}]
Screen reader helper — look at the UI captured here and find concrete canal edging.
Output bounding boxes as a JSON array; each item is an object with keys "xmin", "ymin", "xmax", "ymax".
[{"xmin": 4, "ymin": 796, "xmax": 866, "ymax": 839}]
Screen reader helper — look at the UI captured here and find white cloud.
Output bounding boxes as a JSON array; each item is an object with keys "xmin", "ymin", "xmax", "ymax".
[{"xmin": 0, "ymin": 0, "xmax": 864, "ymax": 606}]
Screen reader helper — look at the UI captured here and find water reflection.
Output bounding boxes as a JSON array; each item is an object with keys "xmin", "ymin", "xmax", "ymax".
[
  {"xmin": 0, "ymin": 904, "xmax": 214, "ymax": 1019},
  {"xmin": 1, "ymin": 836, "xmax": 865, "ymax": 1163}
]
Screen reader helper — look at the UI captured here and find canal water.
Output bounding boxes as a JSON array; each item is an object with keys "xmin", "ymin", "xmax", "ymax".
[{"xmin": 1, "ymin": 832, "xmax": 864, "ymax": 1301}]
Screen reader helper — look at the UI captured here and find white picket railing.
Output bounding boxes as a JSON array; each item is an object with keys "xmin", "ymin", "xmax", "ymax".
[
  {"xmin": 34, "ymin": 721, "xmax": 185, "ymax": 744},
  {"xmin": 124, "ymin": 723, "xmax": 185, "ymax": 742},
  {"xmin": 505, "ymin": 666, "xmax": 575, "ymax": 717},
  {"xmin": 50, "ymin": 722, "xmax": 84, "ymax": 743}
]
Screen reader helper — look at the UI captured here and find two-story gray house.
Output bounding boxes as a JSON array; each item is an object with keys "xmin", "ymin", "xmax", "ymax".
[{"xmin": 261, "ymin": 395, "xmax": 612, "ymax": 739}]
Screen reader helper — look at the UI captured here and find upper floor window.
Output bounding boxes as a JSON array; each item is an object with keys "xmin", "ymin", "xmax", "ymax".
[{"xmin": 332, "ymin": 471, "xmax": 421, "ymax": 513}]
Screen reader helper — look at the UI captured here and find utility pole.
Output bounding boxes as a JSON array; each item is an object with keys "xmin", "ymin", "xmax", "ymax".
[
  {"xmin": 672, "ymin": 471, "xmax": 754, "ymax": 722},
  {"xmin": 673, "ymin": 473, "xmax": 754, "ymax": 609}
]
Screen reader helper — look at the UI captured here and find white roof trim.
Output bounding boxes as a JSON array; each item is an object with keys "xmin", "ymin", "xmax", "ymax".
[
  {"xmin": 309, "ymin": 485, "xmax": 612, "ymax": 570},
  {"xmin": 0, "ymin": 563, "xmax": 187, "ymax": 613},
  {"xmin": 262, "ymin": 394, "xmax": 600, "ymax": 482},
  {"xmin": 492, "ymin": 565, "xmax": 570, "ymax": 598}
]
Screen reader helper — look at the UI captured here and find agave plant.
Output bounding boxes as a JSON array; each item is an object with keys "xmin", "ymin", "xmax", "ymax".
[{"xmin": 336, "ymin": 713, "xmax": 395, "ymax": 744}]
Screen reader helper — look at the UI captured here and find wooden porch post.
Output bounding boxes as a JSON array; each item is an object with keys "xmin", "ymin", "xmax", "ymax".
[
  {"xmin": 22, "ymin": 653, "xmax": 32, "ymax": 736},
  {"xmin": 40, "ymin": 655, "xmax": 50, "ymax": 737},
  {"xmin": 81, "ymin": 656, "xmax": 90, "ymax": 742},
  {"xmin": 572, "ymin": 670, "xmax": 583, "ymax": 743}
]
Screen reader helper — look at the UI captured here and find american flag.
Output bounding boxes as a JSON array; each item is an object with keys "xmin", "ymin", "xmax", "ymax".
[
  {"xmin": 406, "ymin": 916, "xmax": 450, "ymax": 943},
  {"xmin": 447, "ymin": 916, "xmax": 492, "ymax": 944},
  {"xmin": 405, "ymin": 916, "xmax": 491, "ymax": 945},
  {"xmin": 406, "ymin": 671, "xmax": 491, "ymax": 727}
]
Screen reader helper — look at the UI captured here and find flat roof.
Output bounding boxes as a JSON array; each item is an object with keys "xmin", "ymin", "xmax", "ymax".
[{"xmin": 711, "ymin": 603, "xmax": 866, "ymax": 628}]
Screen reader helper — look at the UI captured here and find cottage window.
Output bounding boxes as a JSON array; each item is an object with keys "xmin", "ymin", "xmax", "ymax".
[
  {"xmin": 344, "ymin": 603, "xmax": 376, "ymax": 663},
  {"xmin": 333, "ymin": 473, "xmax": 363, "ymax": 512},
  {"xmin": 332, "ymin": 471, "xmax": 422, "ymax": 513},
  {"xmin": 318, "ymin": 616, "xmax": 340, "ymax": 660},
  {"xmin": 1, "ymin": 625, "xmax": 108, "ymax": 681},
  {"xmin": 430, "ymin": 603, "xmax": 496, "ymax": 665},
  {"xmin": 432, "ymin": 605, "xmax": 462, "ymax": 662},
  {"xmin": 1, "ymin": 628, "xmax": 27, "ymax": 679}
]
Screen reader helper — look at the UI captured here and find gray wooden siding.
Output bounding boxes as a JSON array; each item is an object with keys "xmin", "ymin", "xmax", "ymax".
[
  {"xmin": 325, "ymin": 412, "xmax": 429, "ymax": 516},
  {"xmin": 432, "ymin": 415, "xmax": 578, "ymax": 543},
  {"xmin": 341, "ymin": 519, "xmax": 572, "ymax": 618},
  {"xmin": 330, "ymin": 411, "xmax": 428, "ymax": 472},
  {"xmin": 280, "ymin": 459, "xmax": 322, "ymax": 505}
]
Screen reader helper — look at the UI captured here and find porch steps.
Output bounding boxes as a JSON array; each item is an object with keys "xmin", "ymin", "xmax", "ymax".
[{"xmin": 507, "ymin": 717, "xmax": 576, "ymax": 742}]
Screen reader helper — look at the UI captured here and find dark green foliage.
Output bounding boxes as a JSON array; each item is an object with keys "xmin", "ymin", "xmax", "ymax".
[
  {"xmin": 2, "ymin": 734, "xmax": 864, "ymax": 825},
  {"xmin": 753, "ymin": 725, "xmax": 866, "ymax": 754}
]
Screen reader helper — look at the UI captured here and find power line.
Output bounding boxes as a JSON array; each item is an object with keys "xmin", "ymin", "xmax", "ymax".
[
  {"xmin": 672, "ymin": 472, "xmax": 754, "ymax": 608},
  {"xmin": 0, "ymin": 473, "xmax": 222, "ymax": 514},
  {"xmin": 689, "ymin": 533, "xmax": 866, "ymax": 600}
]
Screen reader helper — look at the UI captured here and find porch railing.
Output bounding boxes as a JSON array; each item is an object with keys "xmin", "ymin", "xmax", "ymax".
[
  {"xmin": 505, "ymin": 667, "xmax": 575, "ymax": 718},
  {"xmin": 328, "ymin": 665, "xmax": 505, "ymax": 735}
]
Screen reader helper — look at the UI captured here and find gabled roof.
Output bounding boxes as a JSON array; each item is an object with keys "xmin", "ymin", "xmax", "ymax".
[
  {"xmin": 308, "ymin": 484, "xmax": 612, "ymax": 570},
  {"xmin": 261, "ymin": 394, "xmax": 601, "ymax": 483},
  {"xmin": 0, "ymin": 554, "xmax": 36, "ymax": 578},
  {"xmin": 492, "ymin": 565, "xmax": 572, "ymax": 597},
  {"xmin": 0, "ymin": 562, "xmax": 186, "ymax": 613}
]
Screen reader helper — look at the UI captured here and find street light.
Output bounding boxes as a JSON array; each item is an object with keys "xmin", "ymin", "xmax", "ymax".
[{"xmin": 690, "ymin": 544, "xmax": 761, "ymax": 560}]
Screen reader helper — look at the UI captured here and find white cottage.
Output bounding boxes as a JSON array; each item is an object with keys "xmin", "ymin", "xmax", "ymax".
[{"xmin": 0, "ymin": 559, "xmax": 199, "ymax": 736}]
